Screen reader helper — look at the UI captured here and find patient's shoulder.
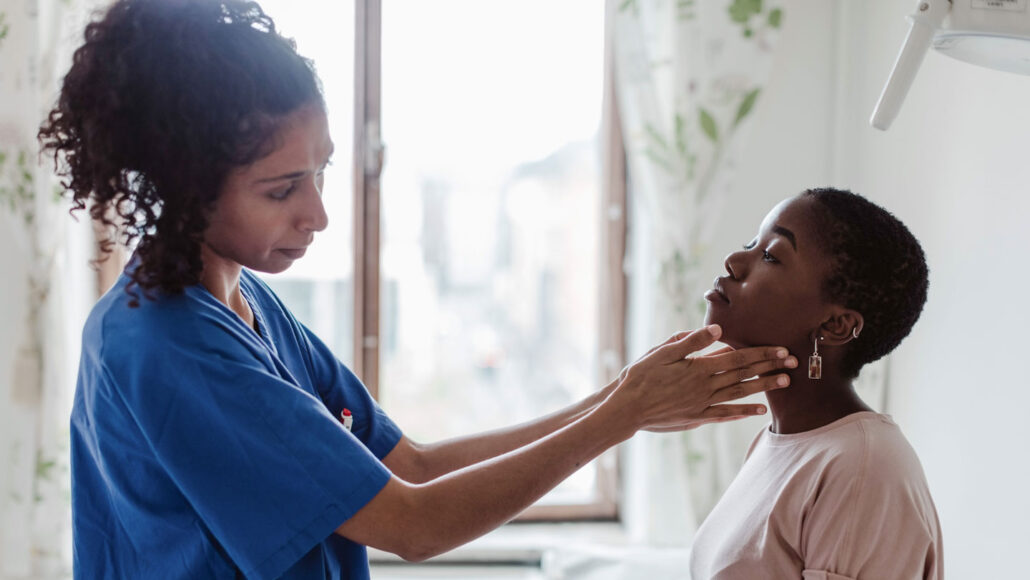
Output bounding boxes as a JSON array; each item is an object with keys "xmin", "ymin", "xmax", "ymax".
[
  {"xmin": 763, "ymin": 412, "xmax": 923, "ymax": 479},
  {"xmin": 812, "ymin": 413, "xmax": 929, "ymax": 489}
]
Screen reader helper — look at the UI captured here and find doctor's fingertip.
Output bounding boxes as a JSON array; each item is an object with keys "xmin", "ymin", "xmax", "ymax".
[{"xmin": 707, "ymin": 324, "xmax": 722, "ymax": 338}]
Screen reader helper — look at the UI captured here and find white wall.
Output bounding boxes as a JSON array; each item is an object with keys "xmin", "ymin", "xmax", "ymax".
[
  {"xmin": 656, "ymin": 0, "xmax": 1030, "ymax": 575},
  {"xmin": 832, "ymin": 2, "xmax": 1030, "ymax": 576}
]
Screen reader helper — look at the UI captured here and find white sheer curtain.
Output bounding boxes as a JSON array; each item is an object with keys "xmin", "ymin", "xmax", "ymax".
[
  {"xmin": 0, "ymin": 0, "xmax": 94, "ymax": 578},
  {"xmin": 612, "ymin": 0, "xmax": 785, "ymax": 546}
]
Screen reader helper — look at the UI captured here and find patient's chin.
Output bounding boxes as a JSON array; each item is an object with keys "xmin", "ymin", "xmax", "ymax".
[
  {"xmin": 703, "ymin": 307, "xmax": 723, "ymax": 330},
  {"xmin": 718, "ymin": 336, "xmax": 749, "ymax": 350},
  {"xmin": 713, "ymin": 331, "xmax": 750, "ymax": 351},
  {"xmin": 720, "ymin": 334, "xmax": 788, "ymax": 353},
  {"xmin": 704, "ymin": 315, "xmax": 745, "ymax": 348}
]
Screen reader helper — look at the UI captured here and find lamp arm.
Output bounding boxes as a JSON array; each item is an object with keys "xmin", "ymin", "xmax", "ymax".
[{"xmin": 870, "ymin": 0, "xmax": 951, "ymax": 131}]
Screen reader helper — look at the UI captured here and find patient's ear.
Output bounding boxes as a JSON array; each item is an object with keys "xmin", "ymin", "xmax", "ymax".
[{"xmin": 819, "ymin": 308, "xmax": 864, "ymax": 346}]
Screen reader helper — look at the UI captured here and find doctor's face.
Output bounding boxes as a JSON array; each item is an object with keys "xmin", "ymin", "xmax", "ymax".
[
  {"xmin": 204, "ymin": 103, "xmax": 333, "ymax": 275},
  {"xmin": 704, "ymin": 196, "xmax": 836, "ymax": 352}
]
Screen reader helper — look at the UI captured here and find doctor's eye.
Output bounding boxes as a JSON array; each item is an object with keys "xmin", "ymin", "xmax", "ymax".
[
  {"xmin": 270, "ymin": 183, "xmax": 298, "ymax": 201},
  {"xmin": 762, "ymin": 250, "xmax": 779, "ymax": 263}
]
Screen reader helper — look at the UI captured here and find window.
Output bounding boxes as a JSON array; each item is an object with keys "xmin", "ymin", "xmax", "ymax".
[{"xmin": 373, "ymin": 0, "xmax": 620, "ymax": 517}]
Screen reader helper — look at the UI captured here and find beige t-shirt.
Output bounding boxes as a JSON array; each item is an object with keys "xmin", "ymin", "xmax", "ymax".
[{"xmin": 689, "ymin": 412, "xmax": 942, "ymax": 580}]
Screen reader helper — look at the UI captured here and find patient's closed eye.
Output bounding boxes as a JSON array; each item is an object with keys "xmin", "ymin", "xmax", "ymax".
[{"xmin": 743, "ymin": 240, "xmax": 757, "ymax": 250}]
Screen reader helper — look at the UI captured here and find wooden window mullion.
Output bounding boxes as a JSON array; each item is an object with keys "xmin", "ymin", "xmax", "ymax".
[{"xmin": 353, "ymin": 0, "xmax": 384, "ymax": 397}]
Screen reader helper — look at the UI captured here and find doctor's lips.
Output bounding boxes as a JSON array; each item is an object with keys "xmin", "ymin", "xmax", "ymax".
[
  {"xmin": 704, "ymin": 279, "xmax": 730, "ymax": 304},
  {"xmin": 278, "ymin": 247, "xmax": 308, "ymax": 259}
]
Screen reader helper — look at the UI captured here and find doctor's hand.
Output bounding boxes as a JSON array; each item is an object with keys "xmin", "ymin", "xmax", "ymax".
[{"xmin": 604, "ymin": 325, "xmax": 795, "ymax": 433}]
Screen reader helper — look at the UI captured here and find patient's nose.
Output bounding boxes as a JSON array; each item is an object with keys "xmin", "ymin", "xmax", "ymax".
[{"xmin": 724, "ymin": 251, "xmax": 745, "ymax": 279}]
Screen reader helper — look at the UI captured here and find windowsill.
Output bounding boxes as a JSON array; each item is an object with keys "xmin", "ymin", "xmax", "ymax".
[
  {"xmin": 369, "ymin": 521, "xmax": 629, "ymax": 566},
  {"xmin": 369, "ymin": 521, "xmax": 693, "ymax": 578}
]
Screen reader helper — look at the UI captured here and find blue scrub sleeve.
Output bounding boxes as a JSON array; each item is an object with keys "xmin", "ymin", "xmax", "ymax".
[
  {"xmin": 295, "ymin": 324, "xmax": 401, "ymax": 459},
  {"xmin": 115, "ymin": 337, "xmax": 393, "ymax": 580},
  {"xmin": 240, "ymin": 271, "xmax": 401, "ymax": 461}
]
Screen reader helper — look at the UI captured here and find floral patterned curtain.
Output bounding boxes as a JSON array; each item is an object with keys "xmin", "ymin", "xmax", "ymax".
[
  {"xmin": 0, "ymin": 0, "xmax": 92, "ymax": 577},
  {"xmin": 613, "ymin": 0, "xmax": 785, "ymax": 544}
]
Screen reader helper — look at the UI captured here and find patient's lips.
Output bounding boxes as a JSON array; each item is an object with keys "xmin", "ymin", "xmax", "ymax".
[{"xmin": 704, "ymin": 278, "xmax": 730, "ymax": 305}]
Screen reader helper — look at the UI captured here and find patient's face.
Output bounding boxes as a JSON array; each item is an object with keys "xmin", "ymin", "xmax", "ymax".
[{"xmin": 704, "ymin": 196, "xmax": 836, "ymax": 350}]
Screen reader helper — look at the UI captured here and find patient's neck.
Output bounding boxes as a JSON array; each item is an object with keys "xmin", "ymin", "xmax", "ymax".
[{"xmin": 764, "ymin": 368, "xmax": 873, "ymax": 435}]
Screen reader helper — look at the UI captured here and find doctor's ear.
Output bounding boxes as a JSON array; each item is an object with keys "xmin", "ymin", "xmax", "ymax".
[{"xmin": 818, "ymin": 309, "xmax": 864, "ymax": 346}]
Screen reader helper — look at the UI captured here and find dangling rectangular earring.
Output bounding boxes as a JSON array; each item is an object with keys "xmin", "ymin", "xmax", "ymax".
[{"xmin": 808, "ymin": 336, "xmax": 823, "ymax": 380}]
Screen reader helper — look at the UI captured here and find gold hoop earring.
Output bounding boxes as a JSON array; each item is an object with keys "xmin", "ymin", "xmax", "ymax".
[{"xmin": 808, "ymin": 336, "xmax": 824, "ymax": 380}]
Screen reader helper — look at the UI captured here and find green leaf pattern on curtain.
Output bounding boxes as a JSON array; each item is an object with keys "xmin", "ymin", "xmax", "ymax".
[
  {"xmin": 728, "ymin": 0, "xmax": 783, "ymax": 37},
  {"xmin": 614, "ymin": 0, "xmax": 785, "ymax": 545}
]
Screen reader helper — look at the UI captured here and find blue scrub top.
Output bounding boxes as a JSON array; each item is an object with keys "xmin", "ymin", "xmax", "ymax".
[{"xmin": 71, "ymin": 267, "xmax": 402, "ymax": 579}]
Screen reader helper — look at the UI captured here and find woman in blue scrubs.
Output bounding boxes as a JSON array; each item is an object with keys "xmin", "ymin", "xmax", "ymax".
[{"xmin": 39, "ymin": 1, "xmax": 796, "ymax": 578}]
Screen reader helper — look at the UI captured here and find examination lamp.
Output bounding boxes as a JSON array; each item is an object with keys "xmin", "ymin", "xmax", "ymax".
[{"xmin": 871, "ymin": 0, "xmax": 1030, "ymax": 130}]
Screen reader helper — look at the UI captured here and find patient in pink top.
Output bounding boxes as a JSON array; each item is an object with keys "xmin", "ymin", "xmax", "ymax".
[{"xmin": 691, "ymin": 188, "xmax": 942, "ymax": 580}]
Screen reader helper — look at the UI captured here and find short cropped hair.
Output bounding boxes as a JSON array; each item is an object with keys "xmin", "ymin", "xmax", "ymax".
[
  {"xmin": 39, "ymin": 0, "xmax": 323, "ymax": 302},
  {"xmin": 802, "ymin": 188, "xmax": 929, "ymax": 378}
]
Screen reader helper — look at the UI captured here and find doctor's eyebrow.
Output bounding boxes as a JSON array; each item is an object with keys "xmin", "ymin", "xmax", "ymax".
[
  {"xmin": 772, "ymin": 225, "xmax": 797, "ymax": 250},
  {"xmin": 256, "ymin": 170, "xmax": 306, "ymax": 184},
  {"xmin": 253, "ymin": 148, "xmax": 336, "ymax": 184}
]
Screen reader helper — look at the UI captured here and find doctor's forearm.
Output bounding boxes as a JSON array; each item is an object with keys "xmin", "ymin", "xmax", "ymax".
[
  {"xmin": 338, "ymin": 400, "xmax": 633, "ymax": 561},
  {"xmin": 385, "ymin": 380, "xmax": 615, "ymax": 482}
]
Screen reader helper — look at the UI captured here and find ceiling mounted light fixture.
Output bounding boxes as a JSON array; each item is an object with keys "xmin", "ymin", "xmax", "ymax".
[{"xmin": 871, "ymin": 0, "xmax": 1030, "ymax": 130}]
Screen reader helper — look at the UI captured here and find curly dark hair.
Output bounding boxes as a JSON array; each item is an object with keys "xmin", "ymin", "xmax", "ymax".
[
  {"xmin": 38, "ymin": 0, "xmax": 323, "ymax": 304},
  {"xmin": 802, "ymin": 188, "xmax": 929, "ymax": 378}
]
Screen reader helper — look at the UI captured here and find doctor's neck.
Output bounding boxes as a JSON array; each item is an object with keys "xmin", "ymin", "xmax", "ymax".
[{"xmin": 197, "ymin": 245, "xmax": 247, "ymax": 311}]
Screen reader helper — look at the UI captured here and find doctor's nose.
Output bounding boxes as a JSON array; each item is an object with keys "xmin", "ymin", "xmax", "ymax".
[{"xmin": 298, "ymin": 180, "xmax": 329, "ymax": 233}]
